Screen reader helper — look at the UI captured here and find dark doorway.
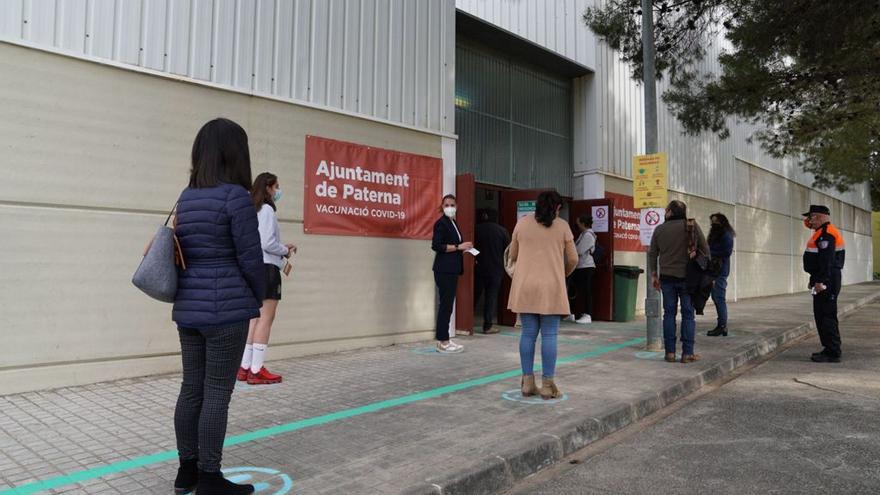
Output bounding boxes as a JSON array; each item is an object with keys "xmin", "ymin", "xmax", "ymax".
[{"xmin": 472, "ymin": 185, "xmax": 506, "ymax": 331}]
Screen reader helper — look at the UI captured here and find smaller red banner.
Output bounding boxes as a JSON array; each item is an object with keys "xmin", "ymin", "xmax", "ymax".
[{"xmin": 605, "ymin": 192, "xmax": 645, "ymax": 252}]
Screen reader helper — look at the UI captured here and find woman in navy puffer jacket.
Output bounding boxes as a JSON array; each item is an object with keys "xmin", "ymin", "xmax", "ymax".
[{"xmin": 171, "ymin": 118, "xmax": 265, "ymax": 495}]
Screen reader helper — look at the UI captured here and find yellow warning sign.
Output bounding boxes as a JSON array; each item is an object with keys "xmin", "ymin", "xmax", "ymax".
[{"xmin": 633, "ymin": 153, "xmax": 668, "ymax": 208}]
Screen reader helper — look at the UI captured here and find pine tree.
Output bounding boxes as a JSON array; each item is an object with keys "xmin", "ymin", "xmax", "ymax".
[{"xmin": 584, "ymin": 0, "xmax": 880, "ymax": 209}]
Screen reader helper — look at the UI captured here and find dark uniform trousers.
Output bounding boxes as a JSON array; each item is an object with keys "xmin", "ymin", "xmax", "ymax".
[{"xmin": 813, "ymin": 269, "xmax": 842, "ymax": 357}]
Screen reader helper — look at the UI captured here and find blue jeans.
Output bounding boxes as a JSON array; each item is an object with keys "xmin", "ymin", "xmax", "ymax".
[
  {"xmin": 519, "ymin": 314, "xmax": 560, "ymax": 378},
  {"xmin": 661, "ymin": 279, "xmax": 696, "ymax": 356},
  {"xmin": 711, "ymin": 275, "xmax": 728, "ymax": 326}
]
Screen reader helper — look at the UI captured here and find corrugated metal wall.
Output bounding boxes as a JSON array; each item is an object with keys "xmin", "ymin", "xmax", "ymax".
[
  {"xmin": 456, "ymin": 0, "xmax": 596, "ymax": 71},
  {"xmin": 729, "ymin": 123, "xmax": 871, "ymax": 210},
  {"xmin": 596, "ymin": 34, "xmax": 738, "ymax": 205},
  {"xmin": 455, "ymin": 38, "xmax": 572, "ymax": 195},
  {"xmin": 0, "ymin": 0, "xmax": 456, "ymax": 135},
  {"xmin": 454, "ymin": 0, "xmax": 870, "ymax": 211},
  {"xmin": 0, "ymin": 0, "xmax": 869, "ymax": 206},
  {"xmin": 593, "ymin": 31, "xmax": 871, "ymax": 211}
]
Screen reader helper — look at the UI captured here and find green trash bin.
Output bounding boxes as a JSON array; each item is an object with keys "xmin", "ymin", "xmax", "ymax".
[{"xmin": 613, "ymin": 265, "xmax": 644, "ymax": 322}]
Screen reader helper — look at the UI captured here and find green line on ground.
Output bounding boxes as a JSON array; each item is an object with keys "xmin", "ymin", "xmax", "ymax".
[{"xmin": 1, "ymin": 337, "xmax": 645, "ymax": 495}]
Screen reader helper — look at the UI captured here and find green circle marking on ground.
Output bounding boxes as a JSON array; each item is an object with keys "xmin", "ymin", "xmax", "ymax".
[{"xmin": 224, "ymin": 467, "xmax": 293, "ymax": 495}]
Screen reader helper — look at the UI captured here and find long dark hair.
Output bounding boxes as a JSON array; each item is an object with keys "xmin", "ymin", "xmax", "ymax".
[
  {"xmin": 189, "ymin": 118, "xmax": 252, "ymax": 190},
  {"xmin": 578, "ymin": 214, "xmax": 593, "ymax": 229},
  {"xmin": 708, "ymin": 212, "xmax": 736, "ymax": 243},
  {"xmin": 667, "ymin": 200, "xmax": 687, "ymax": 220},
  {"xmin": 535, "ymin": 191, "xmax": 563, "ymax": 227},
  {"xmin": 252, "ymin": 172, "xmax": 279, "ymax": 211}
]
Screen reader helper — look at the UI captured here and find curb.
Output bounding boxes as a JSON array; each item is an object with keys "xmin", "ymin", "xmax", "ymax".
[{"xmin": 403, "ymin": 290, "xmax": 880, "ymax": 495}]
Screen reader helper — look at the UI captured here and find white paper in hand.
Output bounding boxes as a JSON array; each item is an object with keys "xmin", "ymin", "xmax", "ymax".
[{"xmin": 466, "ymin": 248, "xmax": 480, "ymax": 256}]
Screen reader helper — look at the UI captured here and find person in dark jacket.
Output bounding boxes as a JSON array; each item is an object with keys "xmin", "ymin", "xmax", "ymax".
[
  {"xmin": 171, "ymin": 118, "xmax": 265, "ymax": 495},
  {"xmin": 474, "ymin": 208, "xmax": 510, "ymax": 334},
  {"xmin": 706, "ymin": 213, "xmax": 735, "ymax": 336},
  {"xmin": 686, "ymin": 217, "xmax": 715, "ymax": 316},
  {"xmin": 431, "ymin": 194, "xmax": 473, "ymax": 353}
]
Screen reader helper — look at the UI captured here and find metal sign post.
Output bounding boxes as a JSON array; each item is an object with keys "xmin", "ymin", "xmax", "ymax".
[
  {"xmin": 634, "ymin": 153, "xmax": 668, "ymax": 351},
  {"xmin": 640, "ymin": 0, "xmax": 663, "ymax": 351}
]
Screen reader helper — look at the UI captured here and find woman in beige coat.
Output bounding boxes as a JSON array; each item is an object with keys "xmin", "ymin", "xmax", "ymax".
[{"xmin": 508, "ymin": 191, "xmax": 578, "ymax": 399}]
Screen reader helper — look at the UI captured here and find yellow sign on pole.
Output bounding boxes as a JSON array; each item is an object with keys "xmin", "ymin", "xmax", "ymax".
[{"xmin": 633, "ymin": 152, "xmax": 668, "ymax": 208}]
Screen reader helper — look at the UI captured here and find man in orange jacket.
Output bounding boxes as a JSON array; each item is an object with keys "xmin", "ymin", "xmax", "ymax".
[{"xmin": 802, "ymin": 205, "xmax": 846, "ymax": 363}]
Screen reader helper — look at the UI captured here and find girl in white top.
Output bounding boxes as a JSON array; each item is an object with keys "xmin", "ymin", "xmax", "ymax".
[
  {"xmin": 575, "ymin": 217, "xmax": 597, "ymax": 269},
  {"xmin": 238, "ymin": 172, "xmax": 297, "ymax": 385}
]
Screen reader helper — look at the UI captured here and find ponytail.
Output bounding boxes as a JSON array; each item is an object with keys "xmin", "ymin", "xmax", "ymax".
[{"xmin": 534, "ymin": 191, "xmax": 562, "ymax": 228}]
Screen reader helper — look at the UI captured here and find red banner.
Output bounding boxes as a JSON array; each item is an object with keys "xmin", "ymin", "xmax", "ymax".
[
  {"xmin": 303, "ymin": 136, "xmax": 442, "ymax": 239},
  {"xmin": 605, "ymin": 192, "xmax": 645, "ymax": 252}
]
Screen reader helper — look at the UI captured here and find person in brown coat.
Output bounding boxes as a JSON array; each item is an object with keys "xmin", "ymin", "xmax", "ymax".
[{"xmin": 507, "ymin": 191, "xmax": 578, "ymax": 399}]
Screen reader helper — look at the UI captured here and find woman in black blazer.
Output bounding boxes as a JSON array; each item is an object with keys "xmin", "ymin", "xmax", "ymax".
[{"xmin": 431, "ymin": 194, "xmax": 473, "ymax": 353}]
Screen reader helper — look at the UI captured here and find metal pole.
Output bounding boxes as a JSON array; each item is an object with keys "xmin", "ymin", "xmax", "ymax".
[{"xmin": 642, "ymin": 0, "xmax": 663, "ymax": 351}]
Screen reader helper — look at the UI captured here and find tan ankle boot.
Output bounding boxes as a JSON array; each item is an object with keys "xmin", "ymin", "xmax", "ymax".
[
  {"xmin": 540, "ymin": 377, "xmax": 560, "ymax": 400},
  {"xmin": 521, "ymin": 375, "xmax": 538, "ymax": 397},
  {"xmin": 681, "ymin": 353, "xmax": 702, "ymax": 364}
]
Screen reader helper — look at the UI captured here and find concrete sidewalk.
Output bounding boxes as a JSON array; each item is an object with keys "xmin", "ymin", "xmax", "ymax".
[
  {"xmin": 1, "ymin": 283, "xmax": 878, "ymax": 495},
  {"xmin": 507, "ymin": 299, "xmax": 880, "ymax": 494}
]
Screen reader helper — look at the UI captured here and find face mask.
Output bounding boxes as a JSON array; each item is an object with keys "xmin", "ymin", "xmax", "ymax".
[
  {"xmin": 273, "ymin": 189, "xmax": 283, "ymax": 202},
  {"xmin": 803, "ymin": 217, "xmax": 812, "ymax": 229},
  {"xmin": 443, "ymin": 206, "xmax": 456, "ymax": 218}
]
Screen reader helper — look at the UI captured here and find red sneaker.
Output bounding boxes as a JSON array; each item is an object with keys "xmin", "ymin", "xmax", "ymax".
[
  {"xmin": 236, "ymin": 367, "xmax": 249, "ymax": 382},
  {"xmin": 247, "ymin": 367, "xmax": 282, "ymax": 385}
]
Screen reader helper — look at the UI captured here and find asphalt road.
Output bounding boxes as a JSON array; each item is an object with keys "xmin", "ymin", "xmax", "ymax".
[{"xmin": 507, "ymin": 301, "xmax": 880, "ymax": 495}]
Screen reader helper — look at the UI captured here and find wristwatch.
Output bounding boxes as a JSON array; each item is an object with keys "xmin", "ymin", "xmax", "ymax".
[{"xmin": 454, "ymin": 243, "xmax": 459, "ymax": 250}]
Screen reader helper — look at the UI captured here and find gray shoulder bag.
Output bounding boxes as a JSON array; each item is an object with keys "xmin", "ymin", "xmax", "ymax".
[{"xmin": 132, "ymin": 204, "xmax": 185, "ymax": 303}]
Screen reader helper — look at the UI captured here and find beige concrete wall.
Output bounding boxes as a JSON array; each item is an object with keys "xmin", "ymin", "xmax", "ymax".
[
  {"xmin": 0, "ymin": 43, "xmax": 443, "ymax": 394},
  {"xmin": 874, "ymin": 213, "xmax": 880, "ymax": 279},
  {"xmin": 601, "ymin": 162, "xmax": 873, "ymax": 314},
  {"xmin": 845, "ymin": 231, "xmax": 875, "ymax": 284},
  {"xmin": 734, "ymin": 205, "xmax": 798, "ymax": 298},
  {"xmin": 734, "ymin": 162, "xmax": 873, "ymax": 298}
]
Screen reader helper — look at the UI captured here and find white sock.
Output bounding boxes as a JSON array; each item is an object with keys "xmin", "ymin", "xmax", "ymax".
[
  {"xmin": 240, "ymin": 344, "xmax": 253, "ymax": 369},
  {"xmin": 251, "ymin": 343, "xmax": 268, "ymax": 373}
]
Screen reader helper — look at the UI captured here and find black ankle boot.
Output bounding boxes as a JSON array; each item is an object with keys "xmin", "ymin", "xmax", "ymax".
[
  {"xmin": 706, "ymin": 325, "xmax": 728, "ymax": 337},
  {"xmin": 174, "ymin": 459, "xmax": 198, "ymax": 494},
  {"xmin": 197, "ymin": 470, "xmax": 255, "ymax": 495}
]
